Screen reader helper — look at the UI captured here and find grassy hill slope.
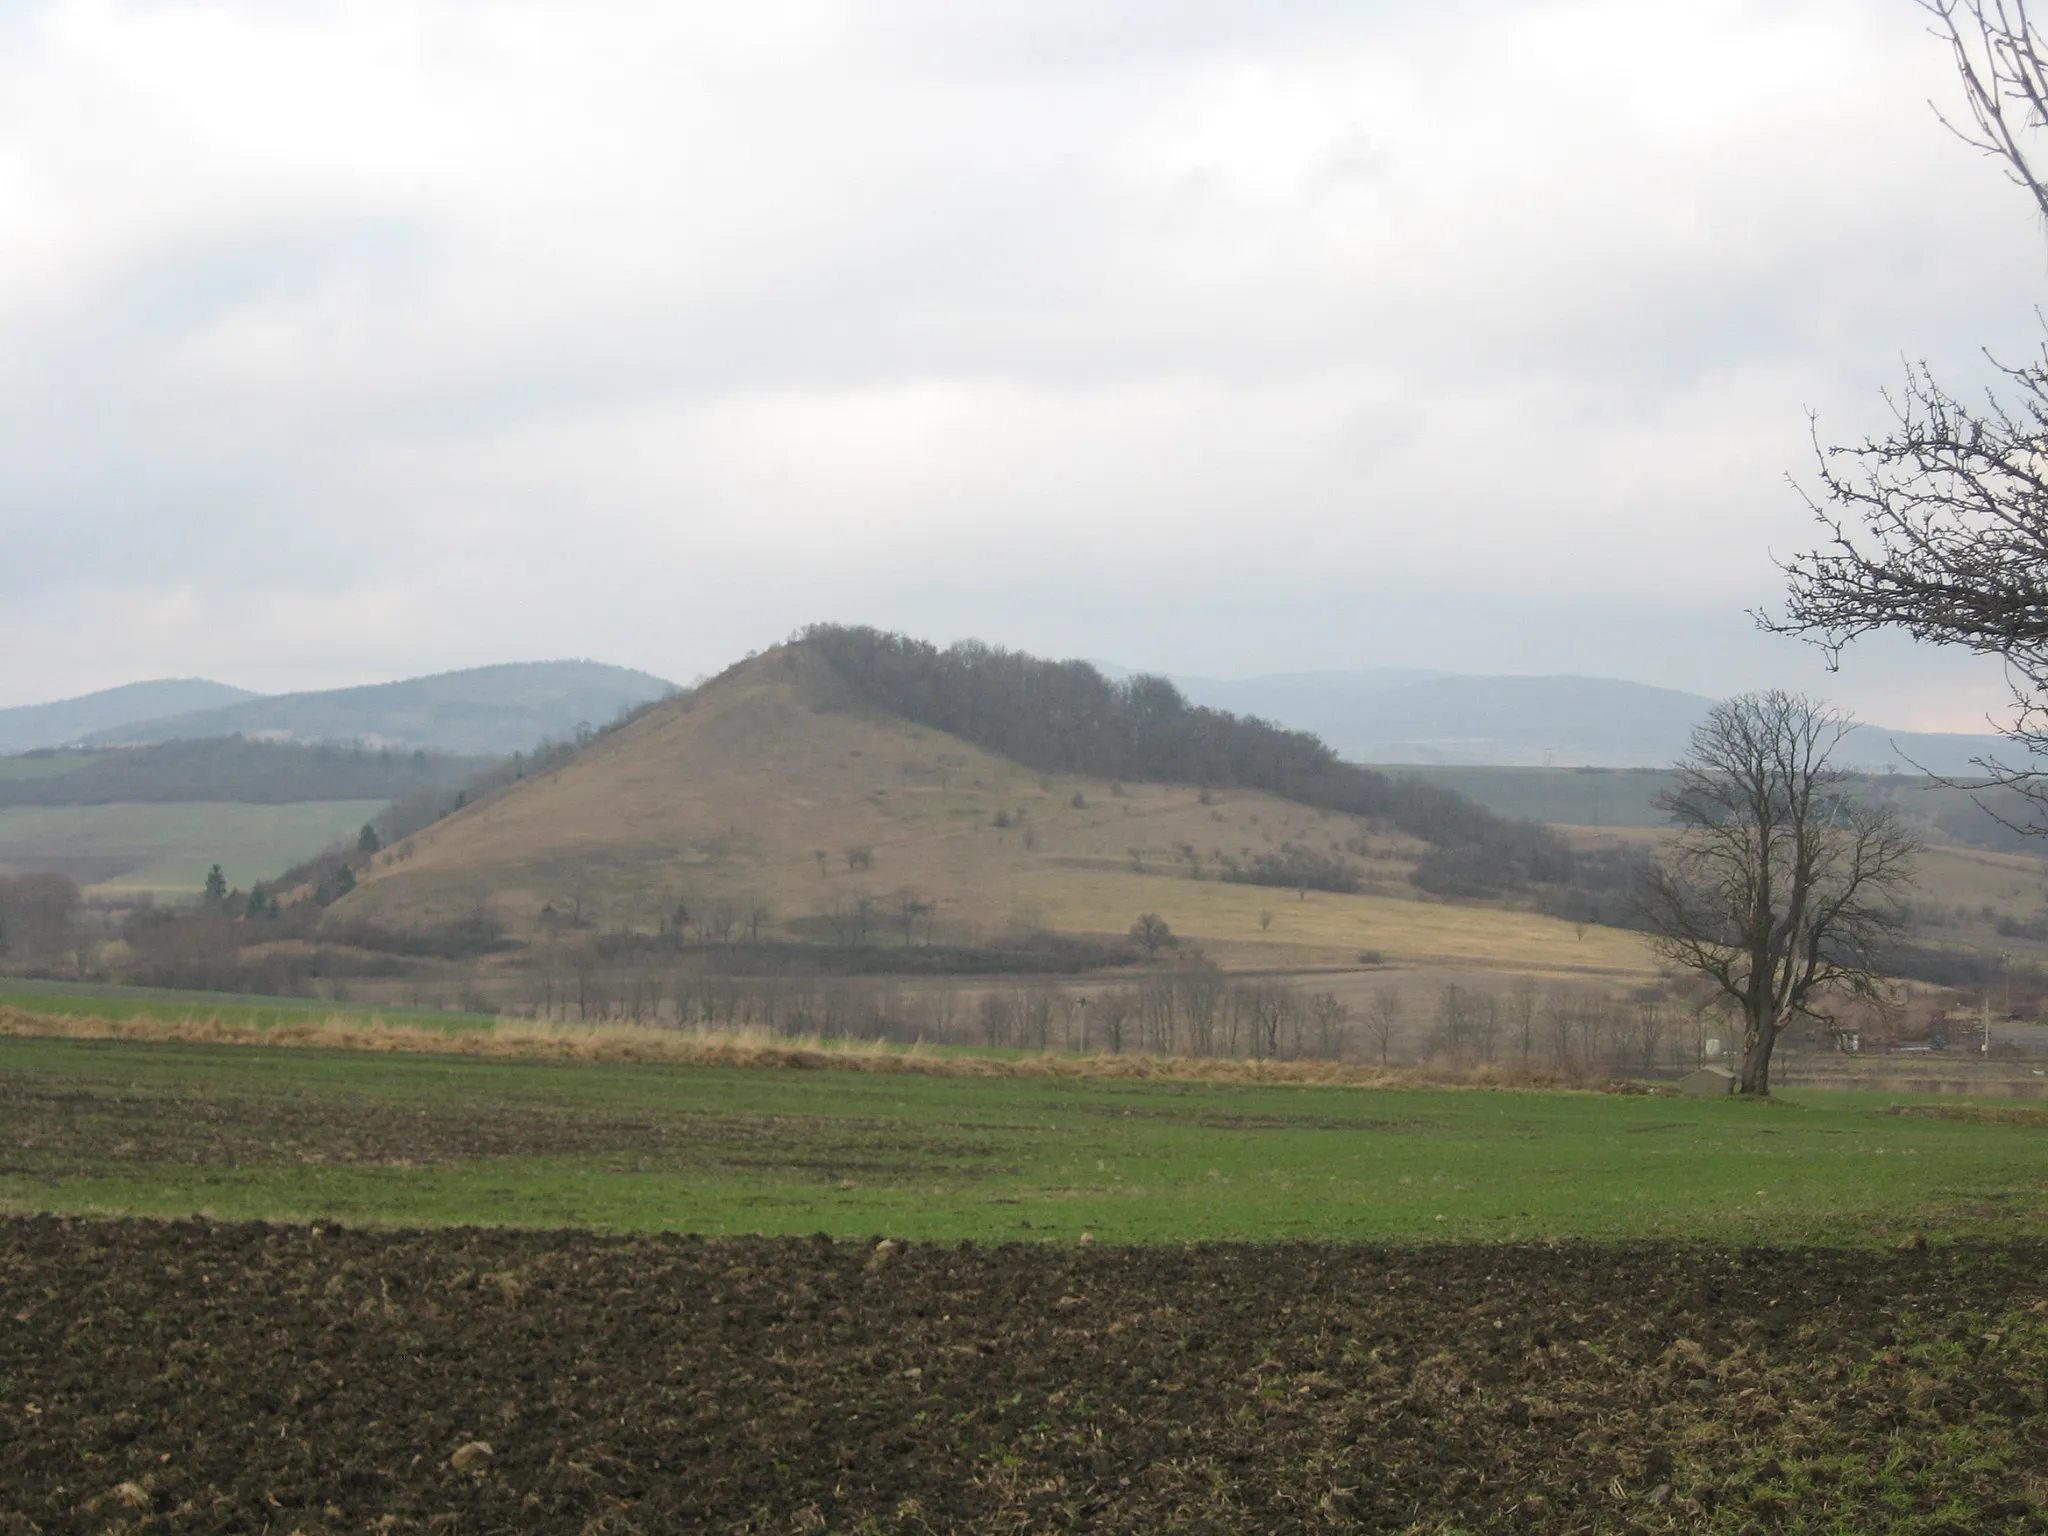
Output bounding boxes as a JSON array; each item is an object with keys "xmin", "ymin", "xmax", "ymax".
[{"xmin": 340, "ymin": 647, "xmax": 1651, "ymax": 978}]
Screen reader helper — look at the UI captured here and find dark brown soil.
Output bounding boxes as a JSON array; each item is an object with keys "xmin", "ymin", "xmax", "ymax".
[
  {"xmin": 0, "ymin": 1079, "xmax": 1000, "ymax": 1179},
  {"xmin": 3, "ymin": 1219, "xmax": 2047, "ymax": 1534}
]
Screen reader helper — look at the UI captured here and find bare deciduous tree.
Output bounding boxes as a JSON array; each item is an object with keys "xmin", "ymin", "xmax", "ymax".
[
  {"xmin": 702, "ymin": 897, "xmax": 738, "ymax": 945},
  {"xmin": 1509, "ymin": 978, "xmax": 1539, "ymax": 1063},
  {"xmin": 1434, "ymin": 984, "xmax": 1472, "ymax": 1060},
  {"xmin": 1543, "ymin": 987, "xmax": 1578, "ymax": 1067},
  {"xmin": 1639, "ymin": 693, "xmax": 1919, "ymax": 1096},
  {"xmin": 1308, "ymin": 992, "xmax": 1349, "ymax": 1058},
  {"xmin": 1922, "ymin": 0, "xmax": 2048, "ymax": 221},
  {"xmin": 1472, "ymin": 989, "xmax": 1502, "ymax": 1063},
  {"xmin": 1018, "ymin": 982, "xmax": 1058, "ymax": 1052},
  {"xmin": 1772, "ymin": 3, "xmax": 2048, "ymax": 805},
  {"xmin": 1244, "ymin": 980, "xmax": 1293, "ymax": 1060},
  {"xmin": 1096, "ymin": 989, "xmax": 1133, "ymax": 1054},
  {"xmin": 1367, "ymin": 987, "xmax": 1401, "ymax": 1066},
  {"xmin": 1129, "ymin": 912, "xmax": 1177, "ymax": 959},
  {"xmin": 977, "ymin": 991, "xmax": 1013, "ymax": 1048},
  {"xmin": 892, "ymin": 887, "xmax": 930, "ymax": 947},
  {"xmin": 1179, "ymin": 963, "xmax": 1223, "ymax": 1056}
]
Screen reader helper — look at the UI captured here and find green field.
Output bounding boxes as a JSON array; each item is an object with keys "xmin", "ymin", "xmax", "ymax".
[
  {"xmin": 4, "ymin": 1033, "xmax": 2044, "ymax": 1243},
  {"xmin": 0, "ymin": 799, "xmax": 384, "ymax": 894}
]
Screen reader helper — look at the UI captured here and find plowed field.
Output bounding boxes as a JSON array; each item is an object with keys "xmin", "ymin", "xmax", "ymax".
[{"xmin": 4, "ymin": 1219, "xmax": 2047, "ymax": 1534}]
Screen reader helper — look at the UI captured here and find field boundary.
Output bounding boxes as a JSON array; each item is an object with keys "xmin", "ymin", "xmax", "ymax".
[{"xmin": 0, "ymin": 1004, "xmax": 1633, "ymax": 1091}]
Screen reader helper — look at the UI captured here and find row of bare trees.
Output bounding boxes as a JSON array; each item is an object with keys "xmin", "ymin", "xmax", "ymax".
[
  {"xmin": 972, "ymin": 973, "xmax": 1347, "ymax": 1060},
  {"xmin": 1424, "ymin": 982, "xmax": 1726, "ymax": 1076},
  {"xmin": 999, "ymin": 973, "xmax": 1350, "ymax": 1061},
  {"xmin": 516, "ymin": 956, "xmax": 1361, "ymax": 1060},
  {"xmin": 525, "ymin": 963, "xmax": 962, "ymax": 1041},
  {"xmin": 495, "ymin": 945, "xmax": 1770, "ymax": 1073}
]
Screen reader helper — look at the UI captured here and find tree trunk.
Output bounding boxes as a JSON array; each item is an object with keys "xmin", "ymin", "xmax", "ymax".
[{"xmin": 1737, "ymin": 1017, "xmax": 1776, "ymax": 1096}]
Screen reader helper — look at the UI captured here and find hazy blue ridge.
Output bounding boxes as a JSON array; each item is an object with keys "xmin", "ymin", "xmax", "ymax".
[
  {"xmin": 1167, "ymin": 671, "xmax": 2019, "ymax": 775},
  {"xmin": 77, "ymin": 661, "xmax": 676, "ymax": 756},
  {"xmin": 1165, "ymin": 667, "xmax": 1454, "ymax": 721},
  {"xmin": 0, "ymin": 679, "xmax": 261, "ymax": 753}
]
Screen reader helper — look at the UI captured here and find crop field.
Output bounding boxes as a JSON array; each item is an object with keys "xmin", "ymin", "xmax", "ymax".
[
  {"xmin": 6, "ymin": 1026, "xmax": 2048, "ymax": 1531},
  {"xmin": 5, "ymin": 1031, "xmax": 2047, "ymax": 1243},
  {"xmin": 0, "ymin": 799, "xmax": 384, "ymax": 895},
  {"xmin": 0, "ymin": 979, "xmax": 496, "ymax": 1033}
]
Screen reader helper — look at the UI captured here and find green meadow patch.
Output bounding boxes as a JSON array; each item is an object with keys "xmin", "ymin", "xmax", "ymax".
[
  {"xmin": 1, "ymin": 1033, "xmax": 2043, "ymax": 1244},
  {"xmin": 0, "ymin": 799, "xmax": 385, "ymax": 896}
]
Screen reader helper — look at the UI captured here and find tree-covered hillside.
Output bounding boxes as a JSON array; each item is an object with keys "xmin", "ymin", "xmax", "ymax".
[{"xmin": 801, "ymin": 625, "xmax": 1631, "ymax": 905}]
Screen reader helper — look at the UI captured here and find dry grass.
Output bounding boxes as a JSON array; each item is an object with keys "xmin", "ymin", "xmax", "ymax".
[
  {"xmin": 0, "ymin": 1005, "xmax": 1628, "ymax": 1092},
  {"xmin": 1008, "ymin": 867, "xmax": 1656, "ymax": 976}
]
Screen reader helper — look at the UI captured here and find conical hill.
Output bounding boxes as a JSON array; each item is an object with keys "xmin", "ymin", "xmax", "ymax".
[{"xmin": 335, "ymin": 644, "xmax": 1647, "ymax": 973}]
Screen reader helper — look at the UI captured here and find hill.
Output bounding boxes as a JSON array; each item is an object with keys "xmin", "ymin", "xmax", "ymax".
[
  {"xmin": 1170, "ymin": 670, "xmax": 2018, "ymax": 773},
  {"xmin": 85, "ymin": 661, "xmax": 675, "ymax": 756},
  {"xmin": 0, "ymin": 679, "xmax": 257, "ymax": 754},
  {"xmin": 0, "ymin": 739, "xmax": 493, "ymax": 807},
  {"xmin": 336, "ymin": 640, "xmax": 1650, "ymax": 977}
]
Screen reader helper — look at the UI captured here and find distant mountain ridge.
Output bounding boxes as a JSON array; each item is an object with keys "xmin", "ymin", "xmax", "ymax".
[
  {"xmin": 0, "ymin": 739, "xmax": 493, "ymax": 807},
  {"xmin": 80, "ymin": 661, "xmax": 676, "ymax": 757},
  {"xmin": 13, "ymin": 658, "xmax": 2021, "ymax": 774},
  {"xmin": 1165, "ymin": 671, "xmax": 2020, "ymax": 777},
  {"xmin": 0, "ymin": 679, "xmax": 259, "ymax": 753}
]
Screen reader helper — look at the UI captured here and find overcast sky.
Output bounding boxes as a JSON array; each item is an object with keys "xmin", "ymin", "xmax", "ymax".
[{"xmin": 4, "ymin": 0, "xmax": 2045, "ymax": 729}]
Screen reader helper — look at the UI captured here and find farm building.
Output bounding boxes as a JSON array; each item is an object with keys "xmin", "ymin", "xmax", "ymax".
[{"xmin": 1679, "ymin": 1066, "xmax": 1735, "ymax": 1097}]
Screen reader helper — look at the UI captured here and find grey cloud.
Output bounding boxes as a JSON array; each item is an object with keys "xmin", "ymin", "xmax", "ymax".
[{"xmin": 0, "ymin": 0, "xmax": 2040, "ymax": 734}]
